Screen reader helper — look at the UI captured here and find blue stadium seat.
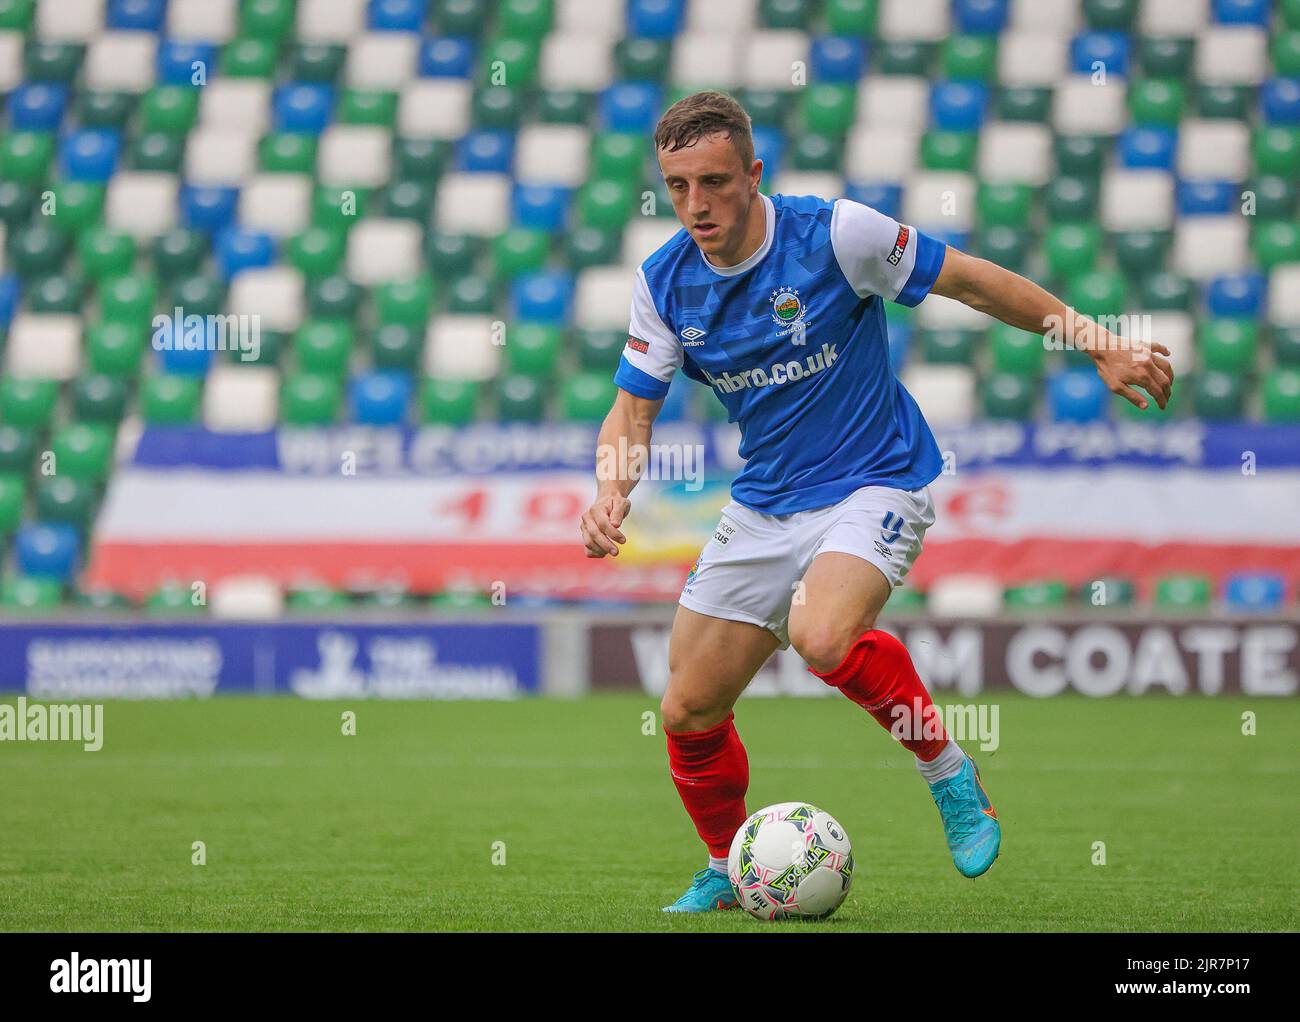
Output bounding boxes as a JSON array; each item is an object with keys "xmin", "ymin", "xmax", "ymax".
[
  {"xmin": 1223, "ymin": 572, "xmax": 1285, "ymax": 612},
  {"xmin": 812, "ymin": 37, "xmax": 867, "ymax": 83},
  {"xmin": 846, "ymin": 182, "xmax": 902, "ymax": 220},
  {"xmin": 60, "ymin": 130, "xmax": 121, "ymax": 182},
  {"xmin": 0, "ymin": 275, "xmax": 19, "ymax": 327},
  {"xmin": 512, "ymin": 271, "xmax": 574, "ymax": 325},
  {"xmin": 1119, "ymin": 126, "xmax": 1176, "ymax": 170},
  {"xmin": 419, "ymin": 37, "xmax": 475, "ymax": 78},
  {"xmin": 954, "ymin": 0, "xmax": 1009, "ymax": 34},
  {"xmin": 752, "ymin": 127, "xmax": 785, "ymax": 180},
  {"xmin": 513, "ymin": 185, "xmax": 570, "ymax": 231},
  {"xmin": 15, "ymin": 523, "xmax": 80, "ymax": 582},
  {"xmin": 108, "ymin": 0, "xmax": 167, "ymax": 31},
  {"xmin": 158, "ymin": 41, "xmax": 220, "ymax": 86},
  {"xmin": 274, "ymin": 84, "xmax": 335, "ymax": 135},
  {"xmin": 216, "ymin": 228, "xmax": 277, "ymax": 279},
  {"xmin": 1177, "ymin": 179, "xmax": 1237, "ymax": 216},
  {"xmin": 1214, "ymin": 0, "xmax": 1272, "ymax": 26},
  {"xmin": 931, "ymin": 82, "xmax": 988, "ymax": 132},
  {"xmin": 351, "ymin": 372, "xmax": 411, "ymax": 425},
  {"xmin": 155, "ymin": 321, "xmax": 217, "ymax": 377},
  {"xmin": 1048, "ymin": 368, "xmax": 1109, "ymax": 422},
  {"xmin": 8, "ymin": 83, "xmax": 68, "ymax": 131},
  {"xmin": 181, "ymin": 186, "xmax": 240, "ymax": 234},
  {"xmin": 369, "ymin": 0, "xmax": 425, "ymax": 32},
  {"xmin": 600, "ymin": 84, "xmax": 662, "ymax": 133},
  {"xmin": 1206, "ymin": 271, "xmax": 1267, "ymax": 318},
  {"xmin": 628, "ymin": 0, "xmax": 685, "ymax": 39},
  {"xmin": 456, "ymin": 131, "xmax": 515, "ymax": 174},
  {"xmin": 1261, "ymin": 79, "xmax": 1300, "ymax": 126},
  {"xmin": 1070, "ymin": 32, "xmax": 1130, "ymax": 78}
]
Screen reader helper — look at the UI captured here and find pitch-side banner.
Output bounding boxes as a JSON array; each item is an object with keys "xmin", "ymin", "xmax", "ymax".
[{"xmin": 86, "ymin": 423, "xmax": 1300, "ymax": 599}]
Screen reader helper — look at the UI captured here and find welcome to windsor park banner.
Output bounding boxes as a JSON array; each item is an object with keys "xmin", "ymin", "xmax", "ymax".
[{"xmin": 83, "ymin": 420, "xmax": 1300, "ymax": 601}]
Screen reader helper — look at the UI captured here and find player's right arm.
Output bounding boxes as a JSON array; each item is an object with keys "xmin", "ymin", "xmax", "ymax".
[{"xmin": 581, "ymin": 385, "xmax": 664, "ymax": 558}]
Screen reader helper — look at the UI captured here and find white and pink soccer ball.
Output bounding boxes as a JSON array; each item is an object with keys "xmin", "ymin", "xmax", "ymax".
[{"xmin": 727, "ymin": 802, "xmax": 854, "ymax": 921}]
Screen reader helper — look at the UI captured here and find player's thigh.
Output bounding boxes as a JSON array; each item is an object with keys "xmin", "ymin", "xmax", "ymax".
[
  {"xmin": 787, "ymin": 552, "xmax": 892, "ymax": 673},
  {"xmin": 662, "ymin": 604, "xmax": 779, "ymax": 732}
]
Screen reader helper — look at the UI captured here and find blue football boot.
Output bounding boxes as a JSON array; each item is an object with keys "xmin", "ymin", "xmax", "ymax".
[
  {"xmin": 928, "ymin": 756, "xmax": 1001, "ymax": 878},
  {"xmin": 661, "ymin": 868, "xmax": 739, "ymax": 913}
]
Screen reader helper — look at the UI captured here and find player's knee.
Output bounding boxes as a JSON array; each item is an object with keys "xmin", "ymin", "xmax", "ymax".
[
  {"xmin": 789, "ymin": 619, "xmax": 859, "ymax": 674},
  {"xmin": 660, "ymin": 686, "xmax": 729, "ymax": 733}
]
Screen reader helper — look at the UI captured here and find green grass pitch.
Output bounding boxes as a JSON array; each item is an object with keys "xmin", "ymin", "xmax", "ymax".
[{"xmin": 1, "ymin": 693, "xmax": 1295, "ymax": 932}]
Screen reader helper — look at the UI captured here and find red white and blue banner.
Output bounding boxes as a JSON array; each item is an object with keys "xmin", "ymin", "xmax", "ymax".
[{"xmin": 85, "ymin": 422, "xmax": 1300, "ymax": 601}]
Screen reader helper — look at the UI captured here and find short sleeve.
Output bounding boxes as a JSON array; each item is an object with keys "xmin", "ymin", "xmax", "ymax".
[
  {"xmin": 829, "ymin": 198, "xmax": 947, "ymax": 308},
  {"xmin": 614, "ymin": 266, "xmax": 683, "ymax": 400}
]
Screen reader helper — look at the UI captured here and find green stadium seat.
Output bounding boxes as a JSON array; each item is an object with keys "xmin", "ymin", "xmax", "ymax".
[
  {"xmin": 1045, "ymin": 223, "xmax": 1101, "ymax": 278},
  {"xmin": 294, "ymin": 321, "xmax": 353, "ymax": 376},
  {"xmin": 0, "ymin": 180, "xmax": 37, "ymax": 227},
  {"xmin": 226, "ymin": 329, "xmax": 284, "ymax": 367},
  {"xmin": 1274, "ymin": 30, "xmax": 1300, "ymax": 77},
  {"xmin": 0, "ymin": 426, "xmax": 36, "ymax": 474},
  {"xmin": 1113, "ymin": 230, "xmax": 1171, "ymax": 276},
  {"xmin": 339, "ymin": 89, "xmax": 398, "ymax": 127},
  {"xmin": 1192, "ymin": 371, "xmax": 1245, "ymax": 421},
  {"xmin": 86, "ymin": 322, "xmax": 146, "ymax": 378},
  {"xmin": 9, "ymin": 224, "xmax": 69, "ymax": 277},
  {"xmin": 1273, "ymin": 326, "xmax": 1300, "ymax": 367},
  {"xmin": 0, "ymin": 132, "xmax": 54, "ymax": 183},
  {"xmin": 1199, "ymin": 320, "xmax": 1258, "ymax": 374},
  {"xmin": 826, "ymin": 0, "xmax": 877, "ymax": 34},
  {"xmin": 592, "ymin": 133, "xmax": 644, "ymax": 186},
  {"xmin": 1129, "ymin": 78, "xmax": 1185, "ymax": 126},
  {"xmin": 313, "ymin": 186, "xmax": 369, "ymax": 232},
  {"xmin": 79, "ymin": 228, "xmax": 137, "ymax": 281},
  {"xmin": 139, "ymin": 86, "xmax": 199, "ymax": 134},
  {"xmin": 374, "ymin": 278, "xmax": 433, "ymax": 326},
  {"xmin": 1054, "ymin": 135, "xmax": 1107, "ymax": 179},
  {"xmin": 0, "ymin": 377, "xmax": 58, "ymax": 428},
  {"xmin": 1138, "ymin": 272, "xmax": 1193, "ymax": 312},
  {"xmin": 286, "ymin": 585, "xmax": 352, "ymax": 612},
  {"xmin": 261, "ymin": 133, "xmax": 318, "ymax": 174},
  {"xmin": 499, "ymin": 0, "xmax": 551, "ymax": 38},
  {"xmin": 427, "ymin": 233, "xmax": 480, "ymax": 276},
  {"xmin": 492, "ymin": 228, "xmax": 549, "ymax": 278},
  {"xmin": 474, "ymin": 86, "xmax": 525, "ymax": 130},
  {"xmin": 1, "ymin": 575, "xmax": 63, "ymax": 609},
  {"xmin": 1196, "ymin": 84, "xmax": 1252, "ymax": 121},
  {"xmin": 975, "ymin": 226, "xmax": 1031, "ymax": 273},
  {"xmin": 448, "ymin": 274, "xmax": 495, "ymax": 315},
  {"xmin": 75, "ymin": 587, "xmax": 135, "ymax": 610},
  {"xmin": 1083, "ymin": 0, "xmax": 1137, "ymax": 30},
  {"xmin": 1138, "ymin": 37, "xmax": 1193, "ymax": 79},
  {"xmin": 71, "ymin": 374, "xmax": 128, "ymax": 423},
  {"xmin": 307, "ymin": 275, "xmax": 363, "ymax": 320},
  {"xmin": 982, "ymin": 372, "xmax": 1036, "ymax": 420},
  {"xmin": 223, "ymin": 36, "xmax": 279, "ymax": 78},
  {"xmin": 885, "ymin": 586, "xmax": 927, "ymax": 613},
  {"xmin": 1254, "ymin": 128, "xmax": 1300, "ymax": 178},
  {"xmin": 1004, "ymin": 580, "xmax": 1069, "ymax": 611},
  {"xmin": 565, "ymin": 226, "xmax": 621, "ymax": 272},
  {"xmin": 563, "ymin": 372, "xmax": 616, "ymax": 421},
  {"xmin": 1250, "ymin": 176, "xmax": 1297, "ymax": 222},
  {"xmin": 1252, "ymin": 222, "xmax": 1300, "ymax": 270},
  {"xmin": 944, "ymin": 35, "xmax": 997, "ymax": 82},
  {"xmin": 617, "ymin": 38, "xmax": 670, "ymax": 82},
  {"xmin": 1263, "ymin": 369, "xmax": 1300, "ymax": 423},
  {"xmin": 25, "ymin": 40, "xmax": 82, "ymax": 84},
  {"xmin": 497, "ymin": 374, "xmax": 546, "ymax": 421},
  {"xmin": 241, "ymin": 0, "xmax": 296, "ymax": 40},
  {"xmin": 1045, "ymin": 176, "xmax": 1098, "ymax": 221},
  {"xmin": 46, "ymin": 181, "xmax": 104, "ymax": 235},
  {"xmin": 286, "ymin": 225, "xmax": 346, "ymax": 278},
  {"xmin": 996, "ymin": 86, "xmax": 1051, "ymax": 123},
  {"xmin": 393, "ymin": 137, "xmax": 449, "ymax": 180},
  {"xmin": 921, "ymin": 131, "xmax": 976, "ymax": 172},
  {"xmin": 578, "ymin": 178, "xmax": 636, "ymax": 230},
  {"xmin": 0, "ymin": 475, "xmax": 26, "ymax": 534},
  {"xmin": 287, "ymin": 42, "xmax": 346, "ymax": 82},
  {"xmin": 420, "ymin": 378, "xmax": 480, "ymax": 425},
  {"xmin": 1070, "ymin": 270, "xmax": 1125, "ymax": 320},
  {"xmin": 1079, "ymin": 575, "xmax": 1137, "ymax": 608},
  {"xmin": 281, "ymin": 373, "xmax": 341, "ymax": 425},
  {"xmin": 921, "ymin": 329, "xmax": 978, "ymax": 365},
  {"xmin": 877, "ymin": 40, "xmax": 932, "ymax": 76},
  {"xmin": 740, "ymin": 89, "xmax": 792, "ymax": 129},
  {"xmin": 146, "ymin": 581, "xmax": 205, "ymax": 615},
  {"xmin": 50, "ymin": 424, "xmax": 114, "ymax": 481},
  {"xmin": 990, "ymin": 323, "xmax": 1046, "ymax": 376},
  {"xmin": 370, "ymin": 324, "xmax": 422, "ymax": 372},
  {"xmin": 577, "ymin": 329, "xmax": 625, "ymax": 371},
  {"xmin": 507, "ymin": 323, "xmax": 561, "ymax": 377},
  {"xmin": 77, "ymin": 90, "xmax": 135, "ymax": 130},
  {"xmin": 977, "ymin": 182, "xmax": 1032, "ymax": 228},
  {"xmin": 28, "ymin": 274, "xmax": 85, "ymax": 314},
  {"xmin": 141, "ymin": 375, "xmax": 202, "ymax": 424},
  {"xmin": 99, "ymin": 273, "xmax": 158, "ymax": 330},
  {"xmin": 537, "ymin": 90, "xmax": 591, "ymax": 125},
  {"xmin": 482, "ymin": 37, "xmax": 540, "ymax": 88},
  {"xmin": 791, "ymin": 132, "xmax": 843, "ymax": 171},
  {"xmin": 801, "ymin": 85, "xmax": 856, "ymax": 135},
  {"xmin": 33, "ymin": 476, "xmax": 96, "ymax": 531},
  {"xmin": 429, "ymin": 587, "xmax": 494, "ymax": 610},
  {"xmin": 128, "ymin": 131, "xmax": 184, "ymax": 172},
  {"xmin": 1154, "ymin": 574, "xmax": 1212, "ymax": 612}
]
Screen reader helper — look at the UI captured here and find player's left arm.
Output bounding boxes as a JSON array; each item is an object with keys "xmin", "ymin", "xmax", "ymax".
[{"xmin": 930, "ymin": 246, "xmax": 1174, "ymax": 411}]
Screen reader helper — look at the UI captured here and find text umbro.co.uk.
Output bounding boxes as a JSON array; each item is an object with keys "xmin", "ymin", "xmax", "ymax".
[{"xmin": 701, "ymin": 342, "xmax": 839, "ymax": 394}]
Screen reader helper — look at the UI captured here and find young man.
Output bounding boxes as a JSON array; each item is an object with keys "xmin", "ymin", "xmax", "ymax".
[{"xmin": 578, "ymin": 92, "xmax": 1173, "ymax": 912}]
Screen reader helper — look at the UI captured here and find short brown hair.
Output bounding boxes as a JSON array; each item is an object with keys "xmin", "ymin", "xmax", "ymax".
[{"xmin": 653, "ymin": 90, "xmax": 754, "ymax": 169}]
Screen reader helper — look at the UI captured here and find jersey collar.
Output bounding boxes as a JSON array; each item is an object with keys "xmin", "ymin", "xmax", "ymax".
[{"xmin": 700, "ymin": 192, "xmax": 775, "ymax": 278}]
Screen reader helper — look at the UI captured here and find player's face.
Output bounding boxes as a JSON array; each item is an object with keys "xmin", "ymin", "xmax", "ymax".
[{"xmin": 658, "ymin": 133, "xmax": 763, "ymax": 266}]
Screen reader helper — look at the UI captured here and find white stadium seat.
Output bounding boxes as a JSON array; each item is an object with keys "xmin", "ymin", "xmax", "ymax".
[
  {"xmin": 203, "ymin": 365, "xmax": 280, "ymax": 433},
  {"xmin": 346, "ymin": 220, "xmax": 423, "ymax": 286},
  {"xmin": 997, "ymin": 31, "xmax": 1068, "ymax": 88},
  {"xmin": 424, "ymin": 316, "xmax": 501, "ymax": 381},
  {"xmin": 742, "ymin": 32, "xmax": 810, "ymax": 91},
  {"xmin": 83, "ymin": 32, "xmax": 157, "ymax": 93},
  {"xmin": 239, "ymin": 175, "xmax": 313, "ymax": 238},
  {"xmin": 927, "ymin": 575, "xmax": 1004, "ymax": 617},
  {"xmin": 35, "ymin": 0, "xmax": 104, "ymax": 41},
  {"xmin": 978, "ymin": 123, "xmax": 1053, "ymax": 186},
  {"xmin": 773, "ymin": 172, "xmax": 845, "ymax": 201},
  {"xmin": 1177, "ymin": 120, "xmax": 1251, "ymax": 183},
  {"xmin": 878, "ymin": 0, "xmax": 951, "ymax": 41},
  {"xmin": 1140, "ymin": 0, "xmax": 1209, "ymax": 35},
  {"xmin": 345, "ymin": 32, "xmax": 419, "ymax": 89},
  {"xmin": 1173, "ymin": 216, "xmax": 1249, "ymax": 281},
  {"xmin": 622, "ymin": 219, "xmax": 684, "ymax": 265},
  {"xmin": 4, "ymin": 314, "xmax": 82, "ymax": 381},
  {"xmin": 0, "ymin": 33, "xmax": 23, "ymax": 91},
  {"xmin": 434, "ymin": 174, "xmax": 511, "ymax": 237},
  {"xmin": 556, "ymin": 0, "xmax": 625, "ymax": 37},
  {"xmin": 540, "ymin": 33, "xmax": 614, "ymax": 91},
  {"xmin": 857, "ymin": 76, "xmax": 930, "ymax": 129},
  {"xmin": 398, "ymin": 80, "xmax": 473, "ymax": 140},
  {"xmin": 686, "ymin": 0, "xmax": 756, "ymax": 32},
  {"xmin": 845, "ymin": 127, "xmax": 920, "ymax": 183},
  {"xmin": 1100, "ymin": 169, "xmax": 1174, "ymax": 232},
  {"xmin": 900, "ymin": 364, "xmax": 977, "ymax": 427},
  {"xmin": 185, "ymin": 129, "xmax": 258, "ymax": 186},
  {"xmin": 200, "ymin": 80, "xmax": 273, "ymax": 133},
  {"xmin": 1196, "ymin": 26, "xmax": 1270, "ymax": 87},
  {"xmin": 106, "ymin": 173, "xmax": 179, "ymax": 239},
  {"xmin": 514, "ymin": 124, "xmax": 591, "ymax": 188},
  {"xmin": 317, "ymin": 126, "xmax": 391, "ymax": 188},
  {"xmin": 672, "ymin": 32, "xmax": 742, "ymax": 88},
  {"xmin": 226, "ymin": 267, "xmax": 305, "ymax": 334},
  {"xmin": 903, "ymin": 171, "xmax": 977, "ymax": 231},
  {"xmin": 1053, "ymin": 75, "xmax": 1127, "ymax": 135},
  {"xmin": 167, "ymin": 0, "xmax": 238, "ymax": 43},
  {"xmin": 210, "ymin": 576, "xmax": 284, "ymax": 620},
  {"xmin": 1268, "ymin": 266, "xmax": 1300, "ymax": 326},
  {"xmin": 296, "ymin": 0, "xmax": 366, "ymax": 42},
  {"xmin": 1009, "ymin": 0, "xmax": 1081, "ymax": 32},
  {"xmin": 574, "ymin": 266, "xmax": 636, "ymax": 330}
]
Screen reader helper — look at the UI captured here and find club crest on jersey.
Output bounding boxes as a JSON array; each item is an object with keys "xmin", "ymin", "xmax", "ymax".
[{"xmin": 769, "ymin": 287, "xmax": 808, "ymax": 340}]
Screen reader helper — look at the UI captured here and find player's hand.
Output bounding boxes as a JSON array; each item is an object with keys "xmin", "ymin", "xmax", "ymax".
[
  {"xmin": 580, "ymin": 493, "xmax": 632, "ymax": 558},
  {"xmin": 1090, "ymin": 336, "xmax": 1175, "ymax": 411}
]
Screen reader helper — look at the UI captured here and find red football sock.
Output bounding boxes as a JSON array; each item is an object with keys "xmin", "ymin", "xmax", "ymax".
[
  {"xmin": 664, "ymin": 712, "xmax": 749, "ymax": 859},
  {"xmin": 809, "ymin": 629, "xmax": 949, "ymax": 761}
]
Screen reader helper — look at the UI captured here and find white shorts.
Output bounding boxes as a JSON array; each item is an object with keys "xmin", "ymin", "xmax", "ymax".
[{"xmin": 678, "ymin": 485, "xmax": 935, "ymax": 649}]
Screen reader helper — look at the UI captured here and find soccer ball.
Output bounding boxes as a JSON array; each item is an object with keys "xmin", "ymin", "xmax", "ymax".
[{"xmin": 727, "ymin": 802, "xmax": 854, "ymax": 921}]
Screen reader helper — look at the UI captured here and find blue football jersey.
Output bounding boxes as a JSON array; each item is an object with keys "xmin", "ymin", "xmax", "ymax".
[{"xmin": 615, "ymin": 192, "xmax": 948, "ymax": 515}]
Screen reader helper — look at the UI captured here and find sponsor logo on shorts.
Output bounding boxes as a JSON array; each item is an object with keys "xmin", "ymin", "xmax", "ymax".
[
  {"xmin": 626, "ymin": 337, "xmax": 650, "ymax": 354},
  {"xmin": 712, "ymin": 519, "xmax": 736, "ymax": 546},
  {"xmin": 887, "ymin": 224, "xmax": 910, "ymax": 266},
  {"xmin": 701, "ymin": 342, "xmax": 839, "ymax": 394}
]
